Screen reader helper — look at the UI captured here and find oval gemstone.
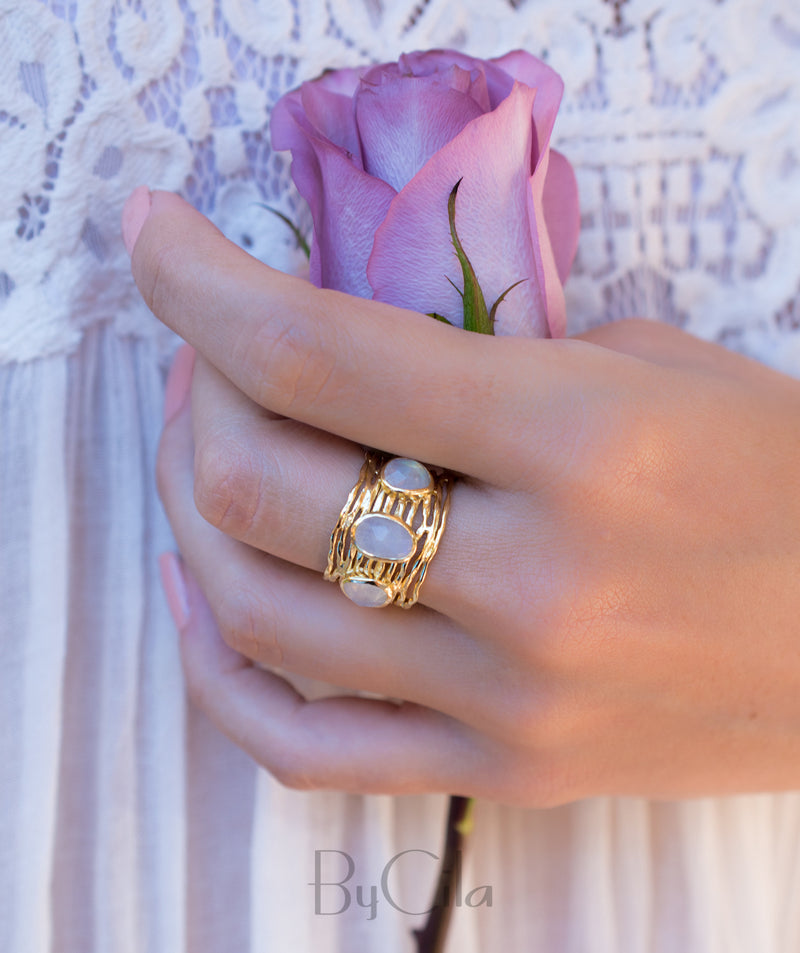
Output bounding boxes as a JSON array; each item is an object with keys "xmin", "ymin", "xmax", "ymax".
[
  {"xmin": 341, "ymin": 578, "xmax": 390, "ymax": 608},
  {"xmin": 354, "ymin": 514, "xmax": 415, "ymax": 561},
  {"xmin": 382, "ymin": 458, "xmax": 432, "ymax": 492}
]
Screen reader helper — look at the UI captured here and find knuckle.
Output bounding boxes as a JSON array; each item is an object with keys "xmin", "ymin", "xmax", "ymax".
[
  {"xmin": 545, "ymin": 582, "xmax": 631, "ymax": 665},
  {"xmin": 265, "ymin": 711, "xmax": 339, "ymax": 791},
  {"xmin": 250, "ymin": 314, "xmax": 340, "ymax": 418},
  {"xmin": 193, "ymin": 428, "xmax": 264, "ymax": 538},
  {"xmin": 513, "ymin": 566, "xmax": 635, "ymax": 675},
  {"xmin": 268, "ymin": 747, "xmax": 319, "ymax": 791},
  {"xmin": 556, "ymin": 390, "xmax": 671, "ymax": 507},
  {"xmin": 214, "ymin": 582, "xmax": 280, "ymax": 664},
  {"xmin": 605, "ymin": 415, "xmax": 673, "ymax": 498}
]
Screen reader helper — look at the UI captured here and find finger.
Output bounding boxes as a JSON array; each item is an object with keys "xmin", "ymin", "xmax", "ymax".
[
  {"xmin": 176, "ymin": 558, "xmax": 483, "ymax": 796},
  {"xmin": 577, "ymin": 318, "xmax": 784, "ymax": 384},
  {"xmin": 157, "ymin": 388, "xmax": 507, "ymax": 722},
  {"xmin": 189, "ymin": 355, "xmax": 513, "ymax": 623},
  {"xmin": 190, "ymin": 354, "xmax": 353, "ymax": 572},
  {"xmin": 128, "ymin": 189, "xmax": 590, "ymax": 484}
]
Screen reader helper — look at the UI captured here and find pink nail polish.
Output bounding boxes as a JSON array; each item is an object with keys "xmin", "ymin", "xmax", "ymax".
[
  {"xmin": 164, "ymin": 344, "xmax": 195, "ymax": 424},
  {"xmin": 159, "ymin": 552, "xmax": 190, "ymax": 631},
  {"xmin": 121, "ymin": 185, "xmax": 152, "ymax": 255}
]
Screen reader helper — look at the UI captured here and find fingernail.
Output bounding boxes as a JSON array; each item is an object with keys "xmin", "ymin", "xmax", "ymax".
[
  {"xmin": 159, "ymin": 552, "xmax": 190, "ymax": 631},
  {"xmin": 122, "ymin": 185, "xmax": 152, "ymax": 255},
  {"xmin": 164, "ymin": 344, "xmax": 195, "ymax": 424}
]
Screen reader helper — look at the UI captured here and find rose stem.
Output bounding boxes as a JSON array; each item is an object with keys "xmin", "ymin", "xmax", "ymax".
[{"xmin": 412, "ymin": 795, "xmax": 474, "ymax": 953}]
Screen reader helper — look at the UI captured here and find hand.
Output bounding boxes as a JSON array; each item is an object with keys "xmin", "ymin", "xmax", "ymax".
[{"xmin": 128, "ymin": 189, "xmax": 800, "ymax": 806}]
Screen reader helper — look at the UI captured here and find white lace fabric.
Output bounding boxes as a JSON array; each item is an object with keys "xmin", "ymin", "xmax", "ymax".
[{"xmin": 2, "ymin": 1, "xmax": 800, "ymax": 951}]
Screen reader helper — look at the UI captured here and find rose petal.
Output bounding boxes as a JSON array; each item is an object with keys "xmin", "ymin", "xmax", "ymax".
[
  {"xmin": 304, "ymin": 139, "xmax": 397, "ymax": 295},
  {"xmin": 387, "ymin": 54, "xmax": 492, "ymax": 112},
  {"xmin": 392, "ymin": 50, "xmax": 563, "ymax": 168},
  {"xmin": 299, "ymin": 82, "xmax": 363, "ymax": 162},
  {"xmin": 395, "ymin": 50, "xmax": 484, "ymax": 79},
  {"xmin": 272, "ymin": 78, "xmax": 364, "ymax": 164},
  {"xmin": 490, "ymin": 50, "xmax": 564, "ymax": 163},
  {"xmin": 306, "ymin": 66, "xmax": 366, "ymax": 98},
  {"xmin": 490, "ymin": 50, "xmax": 563, "ymax": 98},
  {"xmin": 354, "ymin": 74, "xmax": 485, "ymax": 192},
  {"xmin": 528, "ymin": 149, "xmax": 567, "ymax": 338},
  {"xmin": 271, "ymin": 92, "xmax": 396, "ymax": 295},
  {"xmin": 542, "ymin": 149, "xmax": 581, "ymax": 285},
  {"xmin": 367, "ymin": 82, "xmax": 551, "ymax": 336}
]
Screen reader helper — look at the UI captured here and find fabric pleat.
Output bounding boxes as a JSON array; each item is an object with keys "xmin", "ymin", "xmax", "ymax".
[
  {"xmin": 3, "ymin": 323, "xmax": 800, "ymax": 952},
  {"xmin": 1, "ymin": 356, "xmax": 69, "ymax": 953}
]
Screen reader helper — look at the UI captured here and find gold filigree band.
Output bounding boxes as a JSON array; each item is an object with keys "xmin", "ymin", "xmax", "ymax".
[{"xmin": 324, "ymin": 451, "xmax": 452, "ymax": 608}]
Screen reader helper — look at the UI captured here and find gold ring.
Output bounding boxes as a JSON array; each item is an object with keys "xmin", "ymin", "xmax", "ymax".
[{"xmin": 324, "ymin": 451, "xmax": 452, "ymax": 608}]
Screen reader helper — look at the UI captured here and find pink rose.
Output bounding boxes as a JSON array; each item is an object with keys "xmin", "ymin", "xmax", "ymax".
[{"xmin": 270, "ymin": 49, "xmax": 579, "ymax": 337}]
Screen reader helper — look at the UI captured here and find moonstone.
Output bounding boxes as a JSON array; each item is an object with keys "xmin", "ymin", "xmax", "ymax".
[
  {"xmin": 341, "ymin": 579, "xmax": 390, "ymax": 608},
  {"xmin": 382, "ymin": 458, "xmax": 432, "ymax": 492},
  {"xmin": 354, "ymin": 514, "xmax": 415, "ymax": 561}
]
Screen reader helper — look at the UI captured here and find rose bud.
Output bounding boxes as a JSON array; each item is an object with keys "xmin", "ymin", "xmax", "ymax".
[{"xmin": 271, "ymin": 49, "xmax": 580, "ymax": 338}]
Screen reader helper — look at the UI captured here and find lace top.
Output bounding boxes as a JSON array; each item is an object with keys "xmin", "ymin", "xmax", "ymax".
[
  {"xmin": 3, "ymin": 0, "xmax": 800, "ymax": 367},
  {"xmin": 2, "ymin": 2, "xmax": 800, "ymax": 951}
]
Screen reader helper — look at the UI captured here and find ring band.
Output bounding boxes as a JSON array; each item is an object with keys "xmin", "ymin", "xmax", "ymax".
[{"xmin": 324, "ymin": 451, "xmax": 452, "ymax": 608}]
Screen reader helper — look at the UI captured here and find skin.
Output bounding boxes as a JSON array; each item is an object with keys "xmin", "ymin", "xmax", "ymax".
[{"xmin": 131, "ymin": 190, "xmax": 800, "ymax": 807}]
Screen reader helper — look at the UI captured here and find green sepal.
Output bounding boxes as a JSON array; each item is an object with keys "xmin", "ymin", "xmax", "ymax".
[
  {"xmin": 428, "ymin": 311, "xmax": 455, "ymax": 326},
  {"xmin": 489, "ymin": 278, "xmax": 527, "ymax": 330},
  {"xmin": 260, "ymin": 204, "xmax": 311, "ymax": 260},
  {"xmin": 445, "ymin": 275, "xmax": 464, "ymax": 298},
  {"xmin": 447, "ymin": 180, "xmax": 493, "ymax": 335}
]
